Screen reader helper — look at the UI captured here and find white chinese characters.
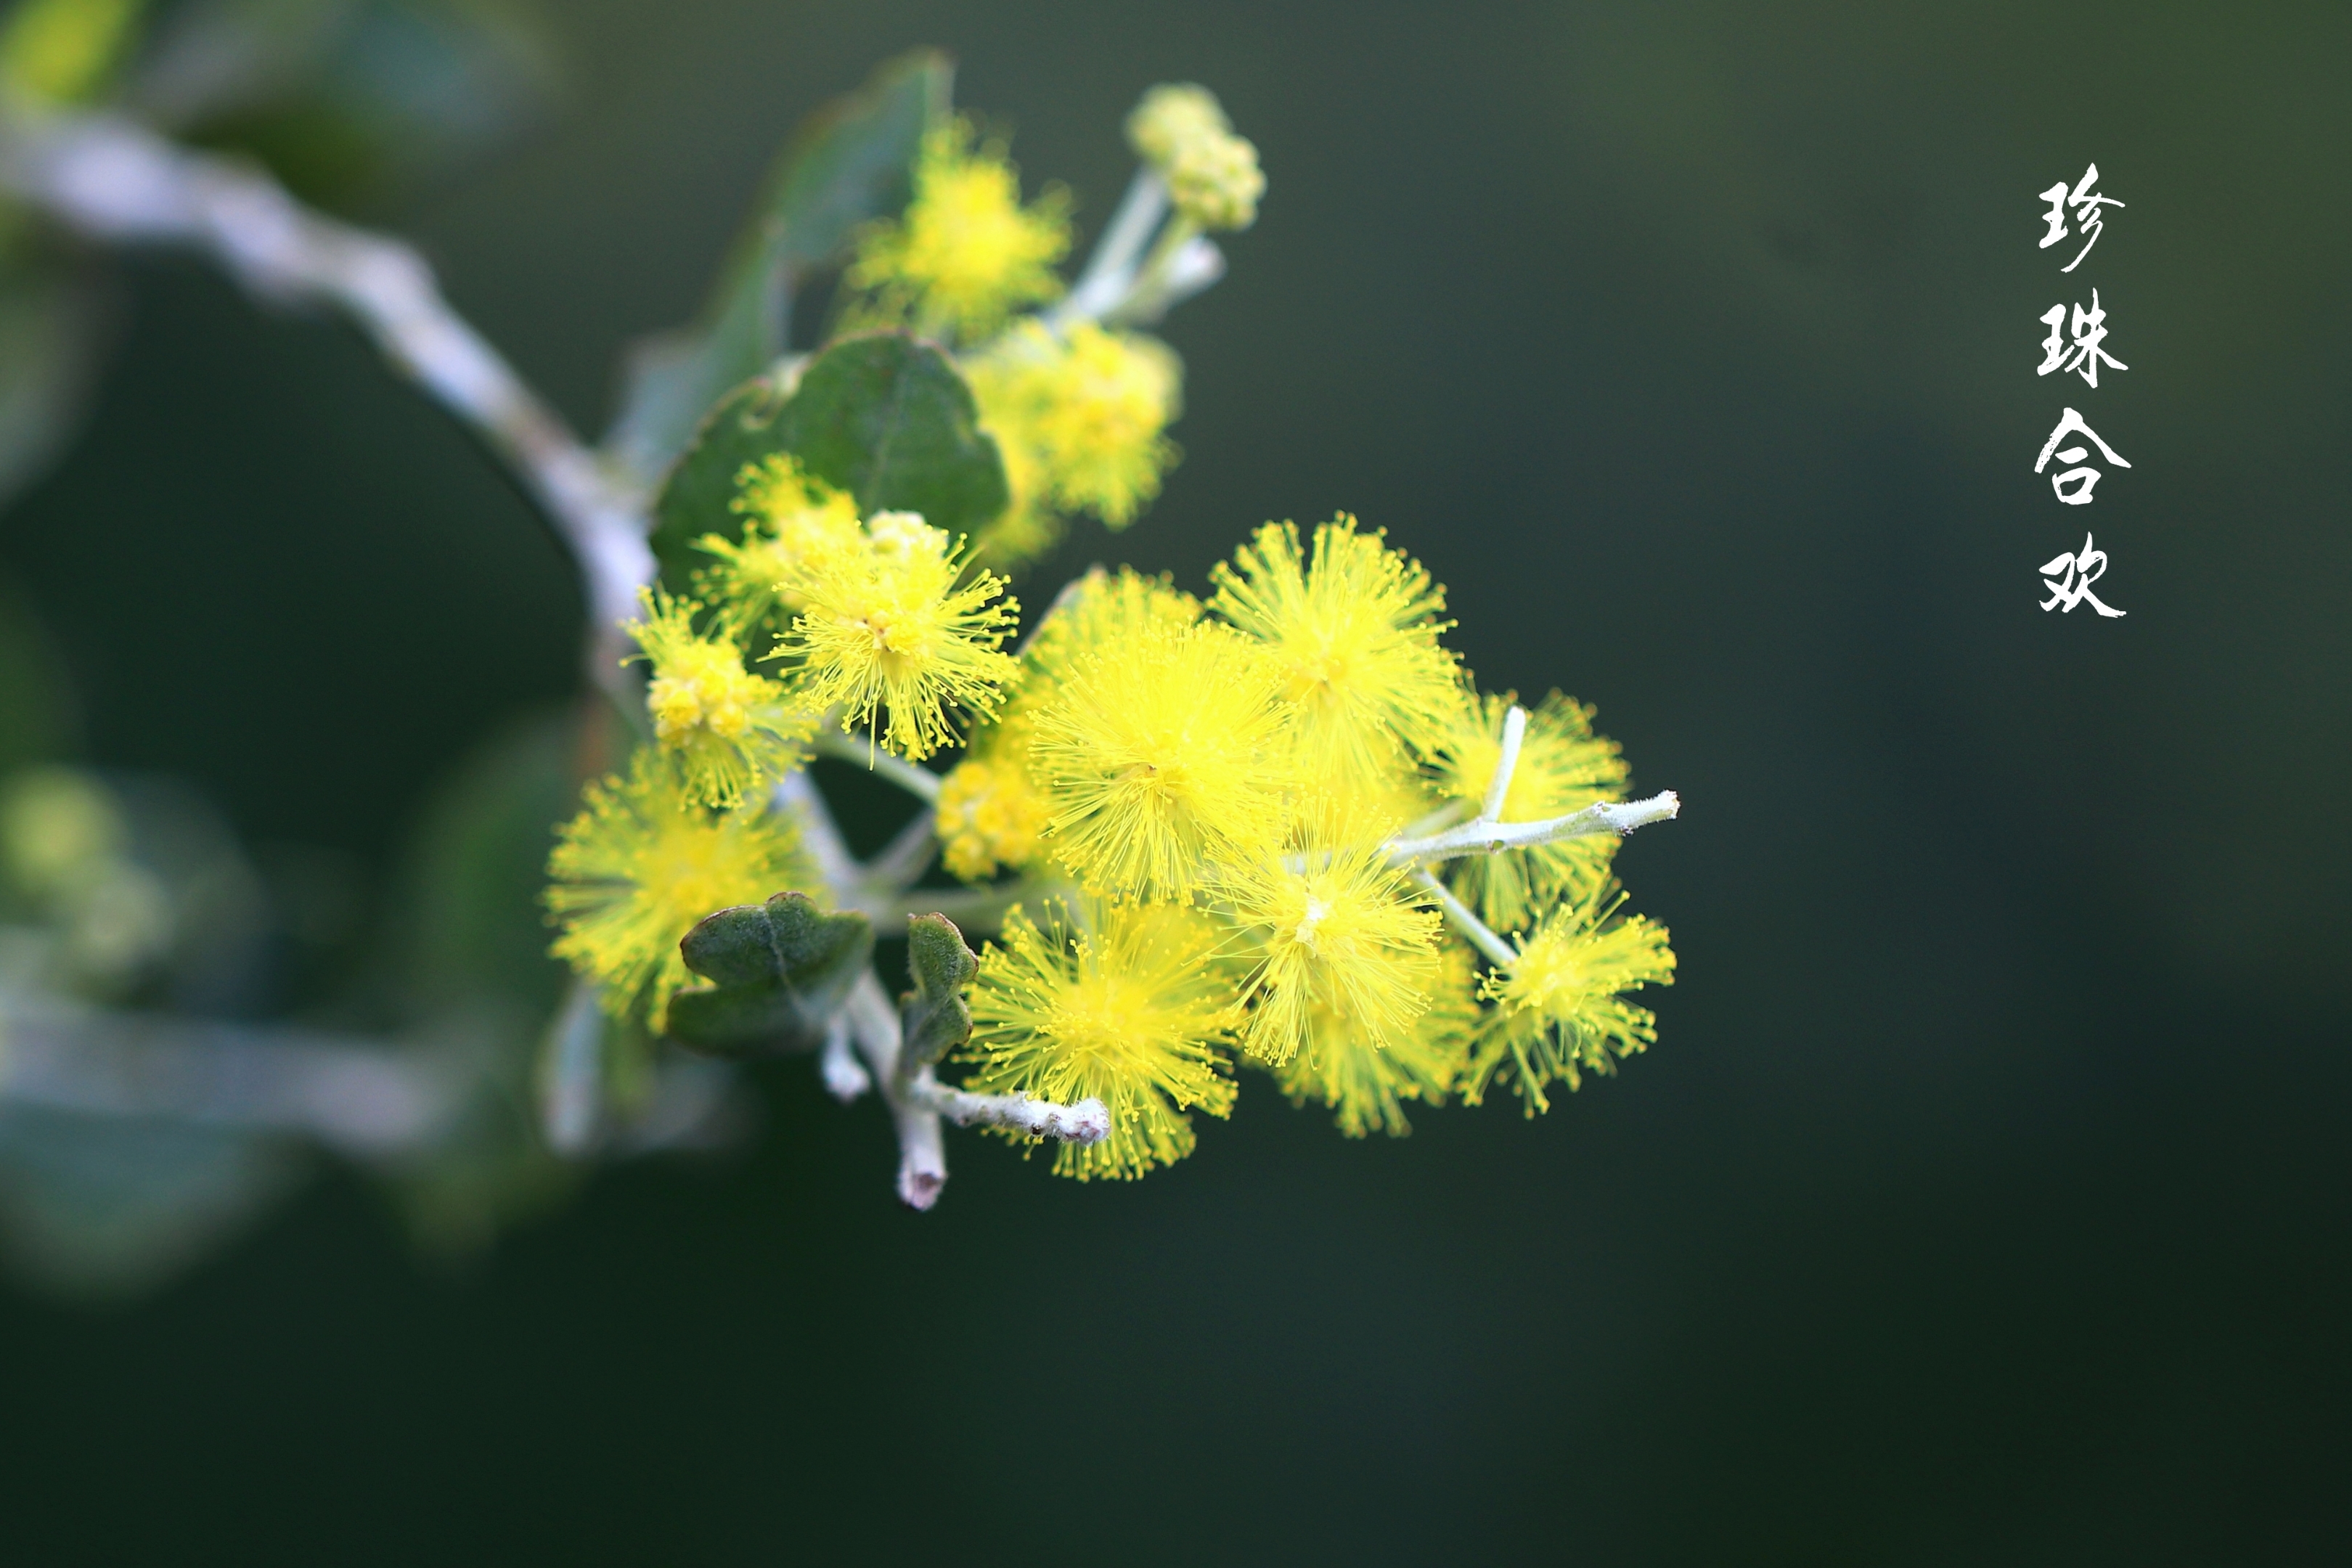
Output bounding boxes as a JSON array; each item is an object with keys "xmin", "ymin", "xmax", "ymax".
[
  {"xmin": 2037, "ymin": 163, "xmax": 2123, "ymax": 274},
  {"xmin": 2038, "ymin": 534, "xmax": 2126, "ymax": 618},
  {"xmin": 2033, "ymin": 407, "xmax": 2131, "ymax": 505},
  {"xmin": 2036, "ymin": 288, "xmax": 2126, "ymax": 388},
  {"xmin": 2031, "ymin": 164, "xmax": 2129, "ymax": 617}
]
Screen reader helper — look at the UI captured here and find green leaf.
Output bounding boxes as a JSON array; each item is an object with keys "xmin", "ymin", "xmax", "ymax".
[
  {"xmin": 648, "ymin": 331, "xmax": 1010, "ymax": 589},
  {"xmin": 645, "ymin": 366, "xmax": 796, "ymax": 589},
  {"xmin": 897, "ymin": 912, "xmax": 977, "ymax": 1070},
  {"xmin": 607, "ymin": 50, "xmax": 952, "ymax": 482},
  {"xmin": 664, "ymin": 891, "xmax": 873, "ymax": 1058}
]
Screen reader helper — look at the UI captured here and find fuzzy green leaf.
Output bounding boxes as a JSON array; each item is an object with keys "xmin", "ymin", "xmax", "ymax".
[
  {"xmin": 664, "ymin": 891, "xmax": 873, "ymax": 1058},
  {"xmin": 608, "ymin": 50, "xmax": 952, "ymax": 482},
  {"xmin": 898, "ymin": 912, "xmax": 978, "ymax": 1070}
]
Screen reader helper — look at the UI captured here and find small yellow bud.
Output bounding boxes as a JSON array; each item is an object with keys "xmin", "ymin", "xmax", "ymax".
[
  {"xmin": 1125, "ymin": 83, "xmax": 1231, "ymax": 168},
  {"xmin": 1167, "ymin": 131, "xmax": 1265, "ymax": 232}
]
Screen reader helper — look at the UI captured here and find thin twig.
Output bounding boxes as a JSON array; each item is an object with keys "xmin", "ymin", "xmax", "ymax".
[
  {"xmin": 0, "ymin": 109, "xmax": 656, "ymax": 701},
  {"xmin": 1414, "ymin": 868, "xmax": 1518, "ymax": 969},
  {"xmin": 1388, "ymin": 791, "xmax": 1681, "ymax": 865}
]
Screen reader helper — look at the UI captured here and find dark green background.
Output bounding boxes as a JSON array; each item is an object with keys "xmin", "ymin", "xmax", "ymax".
[{"xmin": 3, "ymin": 1, "xmax": 2346, "ymax": 1561}]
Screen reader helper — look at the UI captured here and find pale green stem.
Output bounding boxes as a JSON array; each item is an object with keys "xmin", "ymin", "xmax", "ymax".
[{"xmin": 1389, "ymin": 792, "xmax": 1681, "ymax": 865}]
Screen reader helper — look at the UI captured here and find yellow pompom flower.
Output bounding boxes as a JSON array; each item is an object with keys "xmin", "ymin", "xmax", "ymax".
[
  {"xmin": 936, "ymin": 751, "xmax": 1049, "ymax": 882},
  {"xmin": 1218, "ymin": 819, "xmax": 1442, "ymax": 1066},
  {"xmin": 1029, "ymin": 619, "xmax": 1296, "ymax": 900},
  {"xmin": 1429, "ymin": 690, "xmax": 1631, "ymax": 933},
  {"xmin": 770, "ymin": 512, "xmax": 1021, "ymax": 761},
  {"xmin": 1209, "ymin": 515, "xmax": 1463, "ymax": 801},
  {"xmin": 545, "ymin": 750, "xmax": 814, "ymax": 1028},
  {"xmin": 1465, "ymin": 883, "xmax": 1675, "ymax": 1115},
  {"xmin": 847, "ymin": 117, "xmax": 1071, "ymax": 341},
  {"xmin": 624, "ymin": 590, "xmax": 812, "ymax": 808},
  {"xmin": 696, "ymin": 455, "xmax": 863, "ymax": 630},
  {"xmin": 970, "ymin": 321, "xmax": 1183, "ymax": 533},
  {"xmin": 963, "ymin": 898, "xmax": 1239, "ymax": 1180},
  {"xmin": 1275, "ymin": 939, "xmax": 1479, "ymax": 1137}
]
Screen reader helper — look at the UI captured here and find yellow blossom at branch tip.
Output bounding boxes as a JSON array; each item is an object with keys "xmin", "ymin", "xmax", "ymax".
[
  {"xmin": 1466, "ymin": 882, "xmax": 1675, "ymax": 1116},
  {"xmin": 1219, "ymin": 811, "xmax": 1442, "ymax": 1066},
  {"xmin": 768, "ymin": 511, "xmax": 1021, "ymax": 761},
  {"xmin": 1029, "ymin": 618, "xmax": 1296, "ymax": 901},
  {"xmin": 1432, "ymin": 689, "xmax": 1630, "ymax": 933},
  {"xmin": 624, "ymin": 589, "xmax": 812, "ymax": 807},
  {"xmin": 545, "ymin": 748, "xmax": 814, "ymax": 1029},
  {"xmin": 1210, "ymin": 515, "xmax": 1463, "ymax": 800},
  {"xmin": 962, "ymin": 897, "xmax": 1240, "ymax": 1180},
  {"xmin": 846, "ymin": 116, "xmax": 1070, "ymax": 341}
]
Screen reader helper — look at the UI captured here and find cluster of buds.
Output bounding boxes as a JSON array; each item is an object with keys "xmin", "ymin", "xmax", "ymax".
[{"xmin": 1126, "ymin": 82, "xmax": 1264, "ymax": 232}]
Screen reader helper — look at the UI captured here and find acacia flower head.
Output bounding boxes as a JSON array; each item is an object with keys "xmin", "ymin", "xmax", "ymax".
[
  {"xmin": 1275, "ymin": 939, "xmax": 1479, "ymax": 1138},
  {"xmin": 971, "ymin": 320, "xmax": 1183, "ymax": 534},
  {"xmin": 697, "ymin": 454, "xmax": 863, "ymax": 631},
  {"xmin": 545, "ymin": 748, "xmax": 814, "ymax": 1028},
  {"xmin": 1029, "ymin": 618, "xmax": 1296, "ymax": 900},
  {"xmin": 1219, "ymin": 811, "xmax": 1442, "ymax": 1066},
  {"xmin": 624, "ymin": 589, "xmax": 812, "ymax": 807},
  {"xmin": 769, "ymin": 511, "xmax": 1021, "ymax": 761},
  {"xmin": 1466, "ymin": 883, "xmax": 1675, "ymax": 1115},
  {"xmin": 1430, "ymin": 689, "xmax": 1631, "ymax": 932},
  {"xmin": 962, "ymin": 897, "xmax": 1239, "ymax": 1180},
  {"xmin": 846, "ymin": 117, "xmax": 1070, "ymax": 340},
  {"xmin": 1210, "ymin": 515, "xmax": 1463, "ymax": 801}
]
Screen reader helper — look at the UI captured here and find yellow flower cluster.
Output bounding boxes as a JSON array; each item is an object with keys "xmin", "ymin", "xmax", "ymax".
[
  {"xmin": 942, "ymin": 518, "xmax": 1676, "ymax": 1173},
  {"xmin": 547, "ymin": 461, "xmax": 1024, "ymax": 1021}
]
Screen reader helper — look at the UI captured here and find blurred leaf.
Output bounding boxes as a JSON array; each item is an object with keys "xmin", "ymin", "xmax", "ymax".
[
  {"xmin": 0, "ymin": 264, "xmax": 105, "ymax": 518},
  {"xmin": 0, "ymin": 575, "xmax": 78, "ymax": 777},
  {"xmin": 665, "ymin": 891, "xmax": 873, "ymax": 1058},
  {"xmin": 388, "ymin": 703, "xmax": 583, "ymax": 1018},
  {"xmin": 137, "ymin": 0, "xmax": 558, "ymax": 207},
  {"xmin": 373, "ymin": 705, "xmax": 592, "ymax": 1257},
  {"xmin": 0, "ymin": 1104, "xmax": 302, "ymax": 1302},
  {"xmin": 897, "ymin": 912, "xmax": 975, "ymax": 1071},
  {"xmin": 605, "ymin": 49, "xmax": 950, "ymax": 482},
  {"xmin": 0, "ymin": 0, "xmax": 149, "ymax": 105},
  {"xmin": 646, "ymin": 331, "xmax": 1009, "ymax": 587}
]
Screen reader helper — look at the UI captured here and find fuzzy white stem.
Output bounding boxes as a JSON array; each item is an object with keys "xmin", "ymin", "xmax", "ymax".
[
  {"xmin": 1051, "ymin": 167, "xmax": 1169, "ymax": 325},
  {"xmin": 538, "ymin": 976, "xmax": 605, "ymax": 1155},
  {"xmin": 817, "ymin": 1013, "xmax": 870, "ymax": 1103},
  {"xmin": 0, "ymin": 994, "xmax": 460, "ymax": 1154},
  {"xmin": 907, "ymin": 1074, "xmax": 1110, "ymax": 1143},
  {"xmin": 1414, "ymin": 869, "xmax": 1518, "ymax": 970},
  {"xmin": 1480, "ymin": 704, "xmax": 1528, "ymax": 824},
  {"xmin": 1389, "ymin": 791, "xmax": 1681, "ymax": 865},
  {"xmin": 844, "ymin": 970, "xmax": 947, "ymax": 1209},
  {"xmin": 774, "ymin": 768, "xmax": 859, "ymax": 894},
  {"xmin": 0, "ymin": 110, "xmax": 655, "ymax": 701}
]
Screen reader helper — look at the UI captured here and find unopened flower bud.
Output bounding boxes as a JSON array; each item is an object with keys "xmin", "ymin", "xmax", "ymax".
[
  {"xmin": 1167, "ymin": 133, "xmax": 1264, "ymax": 232},
  {"xmin": 1125, "ymin": 83, "xmax": 1230, "ymax": 168}
]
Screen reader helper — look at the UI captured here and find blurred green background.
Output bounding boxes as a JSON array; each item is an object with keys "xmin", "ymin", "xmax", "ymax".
[{"xmin": 2, "ymin": 0, "xmax": 2346, "ymax": 1561}]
